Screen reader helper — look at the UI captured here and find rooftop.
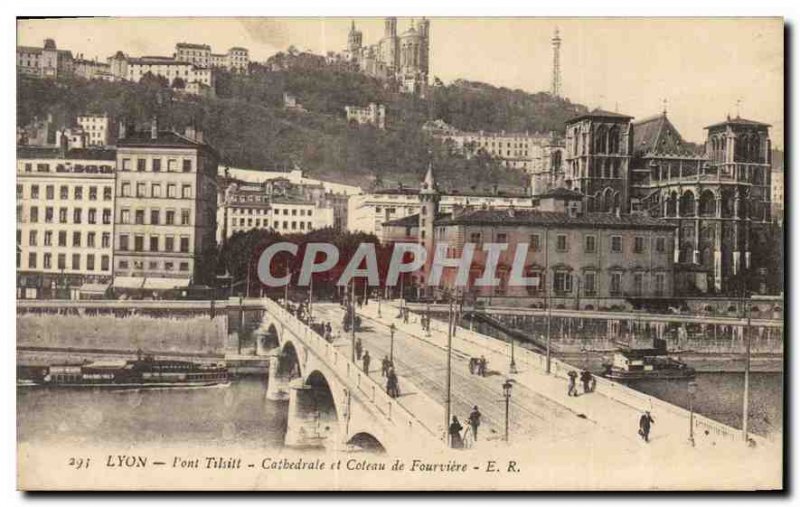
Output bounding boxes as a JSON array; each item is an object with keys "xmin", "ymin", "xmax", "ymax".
[
  {"xmin": 568, "ymin": 108, "xmax": 634, "ymax": 123},
  {"xmin": 17, "ymin": 146, "xmax": 116, "ymax": 161},
  {"xmin": 705, "ymin": 116, "xmax": 771, "ymax": 130},
  {"xmin": 117, "ymin": 130, "xmax": 214, "ymax": 153},
  {"xmin": 535, "ymin": 187, "xmax": 584, "ymax": 200},
  {"xmin": 632, "ymin": 113, "xmax": 701, "ymax": 158},
  {"xmin": 437, "ymin": 209, "xmax": 676, "ymax": 230},
  {"xmin": 383, "ymin": 212, "xmax": 451, "ymax": 228}
]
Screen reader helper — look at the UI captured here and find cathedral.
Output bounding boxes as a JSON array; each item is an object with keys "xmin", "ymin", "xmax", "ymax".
[
  {"xmin": 557, "ymin": 107, "xmax": 773, "ymax": 295},
  {"xmin": 344, "ymin": 17, "xmax": 430, "ymax": 95}
]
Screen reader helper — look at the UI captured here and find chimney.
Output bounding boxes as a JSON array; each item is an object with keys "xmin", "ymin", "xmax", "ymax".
[
  {"xmin": 150, "ymin": 117, "xmax": 158, "ymax": 140},
  {"xmin": 118, "ymin": 120, "xmax": 126, "ymax": 140},
  {"xmin": 59, "ymin": 132, "xmax": 68, "ymax": 158}
]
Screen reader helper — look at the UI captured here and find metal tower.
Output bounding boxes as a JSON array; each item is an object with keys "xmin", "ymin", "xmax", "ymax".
[{"xmin": 551, "ymin": 27, "xmax": 562, "ymax": 97}]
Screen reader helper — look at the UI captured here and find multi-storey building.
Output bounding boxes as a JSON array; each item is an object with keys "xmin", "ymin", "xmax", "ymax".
[
  {"xmin": 105, "ymin": 53, "xmax": 214, "ymax": 96},
  {"xmin": 771, "ymin": 153, "xmax": 784, "ymax": 224},
  {"xmin": 175, "ymin": 43, "xmax": 249, "ymax": 73},
  {"xmin": 345, "ymin": 17, "xmax": 430, "ymax": 95},
  {"xmin": 16, "ymin": 39, "xmax": 74, "ymax": 79},
  {"xmin": 16, "ymin": 144, "xmax": 116, "ymax": 299},
  {"xmin": 345, "ymin": 103, "xmax": 386, "ymax": 129},
  {"xmin": 113, "ymin": 122, "xmax": 218, "ymax": 292},
  {"xmin": 77, "ymin": 114, "xmax": 111, "ymax": 147},
  {"xmin": 73, "ymin": 55, "xmax": 115, "ymax": 81},
  {"xmin": 424, "ymin": 120, "xmax": 552, "ymax": 173},
  {"xmin": 174, "ymin": 43, "xmax": 211, "ymax": 68}
]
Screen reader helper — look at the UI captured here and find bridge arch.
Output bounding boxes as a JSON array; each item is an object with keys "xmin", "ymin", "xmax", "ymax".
[
  {"xmin": 278, "ymin": 340, "xmax": 302, "ymax": 379},
  {"xmin": 261, "ymin": 323, "xmax": 280, "ymax": 351},
  {"xmin": 284, "ymin": 369, "xmax": 342, "ymax": 449},
  {"xmin": 347, "ymin": 432, "xmax": 386, "ymax": 453}
]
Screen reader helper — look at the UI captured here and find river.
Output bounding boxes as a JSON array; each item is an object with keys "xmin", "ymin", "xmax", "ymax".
[{"xmin": 17, "ymin": 372, "xmax": 782, "ymax": 447}]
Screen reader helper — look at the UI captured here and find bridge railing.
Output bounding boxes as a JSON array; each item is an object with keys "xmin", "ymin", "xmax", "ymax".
[
  {"xmin": 398, "ymin": 302, "xmax": 758, "ymax": 446},
  {"xmin": 264, "ymin": 298, "xmax": 441, "ymax": 445}
]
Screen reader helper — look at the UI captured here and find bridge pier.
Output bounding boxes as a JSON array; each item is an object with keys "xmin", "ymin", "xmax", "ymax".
[{"xmin": 265, "ymin": 352, "xmax": 290, "ymax": 401}]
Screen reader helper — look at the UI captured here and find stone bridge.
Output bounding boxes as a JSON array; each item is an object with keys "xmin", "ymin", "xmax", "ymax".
[{"xmin": 258, "ymin": 298, "xmax": 442, "ymax": 453}]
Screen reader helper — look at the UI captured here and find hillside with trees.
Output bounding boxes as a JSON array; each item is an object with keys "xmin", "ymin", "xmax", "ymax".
[{"xmin": 17, "ymin": 52, "xmax": 589, "ymax": 192}]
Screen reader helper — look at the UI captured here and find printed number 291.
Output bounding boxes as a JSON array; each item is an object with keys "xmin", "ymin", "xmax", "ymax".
[{"xmin": 68, "ymin": 457, "xmax": 90, "ymax": 470}]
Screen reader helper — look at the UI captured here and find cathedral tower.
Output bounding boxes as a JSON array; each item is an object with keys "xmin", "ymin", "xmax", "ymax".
[{"xmin": 418, "ymin": 162, "xmax": 440, "ymax": 286}]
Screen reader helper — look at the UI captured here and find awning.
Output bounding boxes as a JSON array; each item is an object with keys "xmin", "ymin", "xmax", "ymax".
[
  {"xmin": 79, "ymin": 282, "xmax": 111, "ymax": 294},
  {"xmin": 113, "ymin": 277, "xmax": 145, "ymax": 289},
  {"xmin": 142, "ymin": 278, "xmax": 192, "ymax": 290}
]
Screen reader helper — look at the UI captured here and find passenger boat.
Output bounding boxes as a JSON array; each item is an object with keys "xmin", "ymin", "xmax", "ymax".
[
  {"xmin": 602, "ymin": 338, "xmax": 695, "ymax": 381},
  {"xmin": 18, "ymin": 354, "xmax": 230, "ymax": 388}
]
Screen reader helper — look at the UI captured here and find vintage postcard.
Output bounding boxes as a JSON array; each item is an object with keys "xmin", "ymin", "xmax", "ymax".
[{"xmin": 15, "ymin": 16, "xmax": 784, "ymax": 491}]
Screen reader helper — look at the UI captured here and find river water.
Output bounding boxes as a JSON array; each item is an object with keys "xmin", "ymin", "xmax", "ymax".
[{"xmin": 17, "ymin": 372, "xmax": 782, "ymax": 447}]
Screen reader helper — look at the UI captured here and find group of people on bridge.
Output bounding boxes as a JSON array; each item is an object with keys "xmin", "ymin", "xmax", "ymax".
[{"xmin": 448, "ymin": 406, "xmax": 482, "ymax": 449}]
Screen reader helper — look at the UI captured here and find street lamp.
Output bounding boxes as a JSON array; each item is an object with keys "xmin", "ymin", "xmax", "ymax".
[
  {"xmin": 389, "ymin": 323, "xmax": 396, "ymax": 364},
  {"xmin": 502, "ymin": 379, "xmax": 513, "ymax": 442},
  {"xmin": 688, "ymin": 380, "xmax": 698, "ymax": 447}
]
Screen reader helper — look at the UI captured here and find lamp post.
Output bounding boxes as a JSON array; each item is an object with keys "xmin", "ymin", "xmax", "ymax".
[
  {"xmin": 389, "ymin": 323, "xmax": 396, "ymax": 364},
  {"xmin": 502, "ymin": 379, "xmax": 513, "ymax": 442},
  {"xmin": 688, "ymin": 380, "xmax": 697, "ymax": 447}
]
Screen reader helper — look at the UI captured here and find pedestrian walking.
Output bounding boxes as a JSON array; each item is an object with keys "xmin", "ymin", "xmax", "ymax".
[
  {"xmin": 567, "ymin": 370, "xmax": 578, "ymax": 397},
  {"xmin": 580, "ymin": 370, "xmax": 592, "ymax": 394},
  {"xmin": 468, "ymin": 357, "xmax": 477, "ymax": 375},
  {"xmin": 381, "ymin": 355, "xmax": 391, "ymax": 377},
  {"xmin": 479, "ymin": 355, "xmax": 487, "ymax": 377},
  {"xmin": 362, "ymin": 350, "xmax": 371, "ymax": 374},
  {"xmin": 355, "ymin": 337, "xmax": 363, "ymax": 360},
  {"xmin": 449, "ymin": 416, "xmax": 464, "ymax": 449},
  {"xmin": 386, "ymin": 368, "xmax": 400, "ymax": 398},
  {"xmin": 638, "ymin": 411, "xmax": 655, "ymax": 442},
  {"xmin": 468, "ymin": 406, "xmax": 482, "ymax": 442}
]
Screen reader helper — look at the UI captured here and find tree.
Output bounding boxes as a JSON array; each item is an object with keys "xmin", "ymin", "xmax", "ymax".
[{"xmin": 171, "ymin": 77, "xmax": 186, "ymax": 89}]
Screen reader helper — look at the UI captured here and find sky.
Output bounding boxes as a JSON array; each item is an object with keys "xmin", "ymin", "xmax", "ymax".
[{"xmin": 17, "ymin": 17, "xmax": 784, "ymax": 146}]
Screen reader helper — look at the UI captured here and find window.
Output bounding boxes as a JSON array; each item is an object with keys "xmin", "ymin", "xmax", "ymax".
[
  {"xmin": 166, "ymin": 210, "xmax": 175, "ymax": 225},
  {"xmin": 151, "ymin": 184, "xmax": 162, "ymax": 198},
  {"xmin": 529, "ymin": 234, "xmax": 541, "ymax": 252},
  {"xmin": 89, "ymin": 186, "xmax": 97, "ymax": 200},
  {"xmin": 164, "ymin": 262, "xmax": 174, "ymax": 272},
  {"xmin": 25, "ymin": 163, "xmax": 32, "ymax": 173},
  {"xmin": 655, "ymin": 237, "xmax": 666, "ymax": 253},
  {"xmin": 585, "ymin": 235, "xmax": 596, "ymax": 254},
  {"xmin": 469, "ymin": 232, "xmax": 482, "ymax": 244},
  {"xmin": 554, "ymin": 270, "xmax": 573, "ymax": 293},
  {"xmin": 101, "ymin": 232, "xmax": 110, "ymax": 248},
  {"xmin": 86, "ymin": 254, "xmax": 95, "ymax": 271},
  {"xmin": 120, "ymin": 209, "xmax": 130, "ymax": 224},
  {"xmin": 73, "ymin": 208, "xmax": 82, "ymax": 224},
  {"xmin": 44, "ymin": 231, "xmax": 52, "ymax": 246},
  {"xmin": 103, "ymin": 209, "xmax": 111, "ymax": 224},
  {"xmin": 136, "ymin": 183, "xmax": 147, "ymax": 197},
  {"xmin": 584, "ymin": 271, "xmax": 596, "ymax": 295},
  {"xmin": 119, "ymin": 234, "xmax": 129, "ymax": 251},
  {"xmin": 103, "ymin": 187, "xmax": 112, "ymax": 201},
  {"xmin": 31, "ymin": 185, "xmax": 39, "ymax": 199},
  {"xmin": 88, "ymin": 232, "xmax": 96, "ymax": 248},
  {"xmin": 152, "ymin": 159, "xmax": 161, "ymax": 172},
  {"xmin": 167, "ymin": 184, "xmax": 176, "ymax": 198},
  {"xmin": 149, "ymin": 236, "xmax": 159, "ymax": 252},
  {"xmin": 181, "ymin": 185, "xmax": 192, "ymax": 199},
  {"xmin": 496, "ymin": 233, "xmax": 508, "ymax": 243},
  {"xmin": 181, "ymin": 209, "xmax": 190, "ymax": 225},
  {"xmin": 57, "ymin": 253, "xmax": 66, "ymax": 270},
  {"xmin": 655, "ymin": 273, "xmax": 665, "ymax": 296},
  {"xmin": 134, "ymin": 235, "xmax": 144, "ymax": 252},
  {"xmin": 182, "ymin": 159, "xmax": 192, "ymax": 172},
  {"xmin": 165, "ymin": 236, "xmax": 175, "ymax": 252},
  {"xmin": 556, "ymin": 234, "xmax": 568, "ymax": 252},
  {"xmin": 88, "ymin": 208, "xmax": 97, "ymax": 224},
  {"xmin": 137, "ymin": 158, "xmax": 146, "ymax": 172},
  {"xmin": 168, "ymin": 159, "xmax": 177, "ymax": 172},
  {"xmin": 43, "ymin": 253, "xmax": 52, "ymax": 269},
  {"xmin": 46, "ymin": 185, "xmax": 54, "ymax": 200},
  {"xmin": 610, "ymin": 272, "xmax": 622, "ymax": 295},
  {"xmin": 633, "ymin": 272, "xmax": 644, "ymax": 296},
  {"xmin": 179, "ymin": 237, "xmax": 190, "ymax": 253},
  {"xmin": 72, "ymin": 231, "xmax": 81, "ymax": 247},
  {"xmin": 611, "ymin": 236, "xmax": 622, "ymax": 253},
  {"xmin": 291, "ymin": 209, "xmax": 297, "ymax": 216},
  {"xmin": 122, "ymin": 158, "xmax": 131, "ymax": 171},
  {"xmin": 148, "ymin": 261, "xmax": 158, "ymax": 270},
  {"xmin": 74, "ymin": 186, "xmax": 83, "ymax": 200},
  {"xmin": 634, "ymin": 236, "xmax": 645, "ymax": 254},
  {"xmin": 121, "ymin": 182, "xmax": 131, "ymax": 197},
  {"xmin": 58, "ymin": 207, "xmax": 67, "ymax": 223},
  {"xmin": 45, "ymin": 207, "xmax": 53, "ymax": 223},
  {"xmin": 101, "ymin": 255, "xmax": 109, "ymax": 271},
  {"xmin": 60, "ymin": 185, "xmax": 69, "ymax": 199},
  {"xmin": 58, "ymin": 230, "xmax": 67, "ymax": 246},
  {"xmin": 28, "ymin": 253, "xmax": 36, "ymax": 269},
  {"xmin": 135, "ymin": 210, "xmax": 144, "ymax": 225},
  {"xmin": 72, "ymin": 253, "xmax": 80, "ymax": 270},
  {"xmin": 30, "ymin": 206, "xmax": 38, "ymax": 223}
]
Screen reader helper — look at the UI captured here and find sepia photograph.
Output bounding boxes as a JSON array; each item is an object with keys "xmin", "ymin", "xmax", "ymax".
[{"xmin": 13, "ymin": 14, "xmax": 785, "ymax": 491}]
